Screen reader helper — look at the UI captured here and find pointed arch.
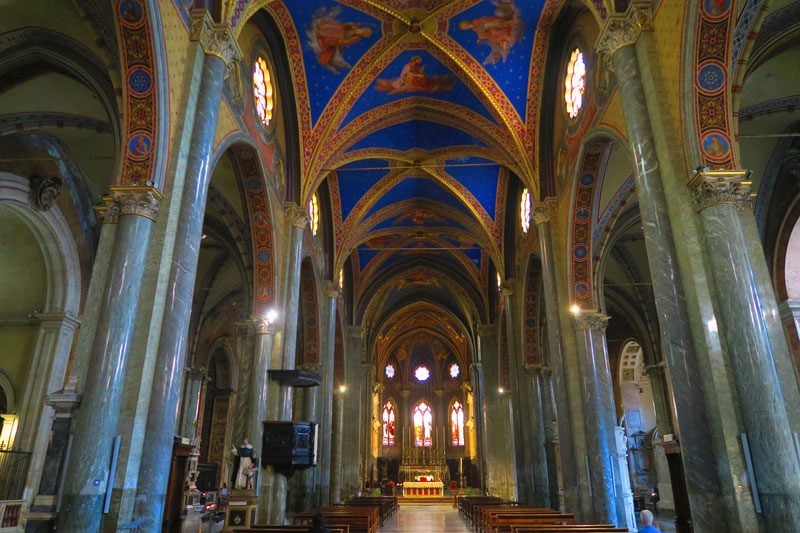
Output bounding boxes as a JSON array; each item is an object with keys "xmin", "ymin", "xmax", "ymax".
[
  {"xmin": 382, "ymin": 398, "xmax": 397, "ymax": 447},
  {"xmin": 449, "ymin": 398, "xmax": 465, "ymax": 447},
  {"xmin": 412, "ymin": 399, "xmax": 434, "ymax": 447}
]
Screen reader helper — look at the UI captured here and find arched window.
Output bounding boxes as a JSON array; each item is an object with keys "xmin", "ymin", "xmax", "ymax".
[
  {"xmin": 385, "ymin": 363, "xmax": 395, "ymax": 379},
  {"xmin": 564, "ymin": 48, "xmax": 586, "ymax": 119},
  {"xmin": 382, "ymin": 400, "xmax": 396, "ymax": 446},
  {"xmin": 413, "ymin": 401, "xmax": 433, "ymax": 447},
  {"xmin": 449, "ymin": 363, "xmax": 460, "ymax": 378},
  {"xmin": 520, "ymin": 188, "xmax": 531, "ymax": 233},
  {"xmin": 450, "ymin": 400, "xmax": 465, "ymax": 446},
  {"xmin": 253, "ymin": 56, "xmax": 274, "ymax": 127},
  {"xmin": 308, "ymin": 193, "xmax": 320, "ymax": 236},
  {"xmin": 414, "ymin": 365, "xmax": 429, "ymax": 381}
]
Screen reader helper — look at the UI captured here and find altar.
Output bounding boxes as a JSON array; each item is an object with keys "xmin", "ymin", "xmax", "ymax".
[{"xmin": 401, "ymin": 481, "xmax": 444, "ymax": 497}]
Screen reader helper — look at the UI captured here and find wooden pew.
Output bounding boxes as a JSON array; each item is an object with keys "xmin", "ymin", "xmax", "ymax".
[
  {"xmin": 231, "ymin": 527, "xmax": 349, "ymax": 533},
  {"xmin": 344, "ymin": 495, "xmax": 397, "ymax": 522},
  {"xmin": 292, "ymin": 506, "xmax": 379, "ymax": 533},
  {"xmin": 511, "ymin": 527, "xmax": 626, "ymax": 533},
  {"xmin": 476, "ymin": 505, "xmax": 555, "ymax": 532},
  {"xmin": 481, "ymin": 509, "xmax": 574, "ymax": 533}
]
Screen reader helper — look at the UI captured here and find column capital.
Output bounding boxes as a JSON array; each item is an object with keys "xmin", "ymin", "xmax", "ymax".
[
  {"xmin": 108, "ymin": 186, "xmax": 163, "ymax": 222},
  {"xmin": 500, "ymin": 279, "xmax": 514, "ymax": 297},
  {"xmin": 345, "ymin": 324, "xmax": 366, "ymax": 338},
  {"xmin": 644, "ymin": 362, "xmax": 666, "ymax": 377},
  {"xmin": 523, "ymin": 364, "xmax": 552, "ymax": 377},
  {"xmin": 596, "ymin": 1, "xmax": 652, "ymax": 58},
  {"xmin": 190, "ymin": 9, "xmax": 242, "ymax": 67},
  {"xmin": 477, "ymin": 323, "xmax": 495, "ymax": 337},
  {"xmin": 571, "ymin": 311, "xmax": 610, "ymax": 332},
  {"xmin": 185, "ymin": 366, "xmax": 208, "ymax": 380},
  {"xmin": 532, "ymin": 197, "xmax": 557, "ymax": 225},
  {"xmin": 237, "ymin": 317, "xmax": 276, "ymax": 335},
  {"xmin": 285, "ymin": 203, "xmax": 309, "ymax": 229},
  {"xmin": 31, "ymin": 311, "xmax": 81, "ymax": 331},
  {"xmin": 690, "ymin": 169, "xmax": 753, "ymax": 212},
  {"xmin": 323, "ymin": 280, "xmax": 343, "ymax": 299}
]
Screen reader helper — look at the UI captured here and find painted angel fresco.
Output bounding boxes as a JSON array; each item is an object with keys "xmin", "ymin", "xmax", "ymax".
[
  {"xmin": 375, "ymin": 56, "xmax": 454, "ymax": 94},
  {"xmin": 458, "ymin": 0, "xmax": 524, "ymax": 65},
  {"xmin": 391, "ymin": 209, "xmax": 446, "ymax": 226},
  {"xmin": 307, "ymin": 6, "xmax": 372, "ymax": 74}
]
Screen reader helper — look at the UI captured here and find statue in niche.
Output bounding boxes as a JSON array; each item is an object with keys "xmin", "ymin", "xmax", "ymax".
[{"xmin": 231, "ymin": 437, "xmax": 257, "ymax": 489}]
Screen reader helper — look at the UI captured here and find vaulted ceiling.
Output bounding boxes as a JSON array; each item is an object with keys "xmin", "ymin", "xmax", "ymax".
[{"xmin": 268, "ymin": 0, "xmax": 551, "ymax": 337}]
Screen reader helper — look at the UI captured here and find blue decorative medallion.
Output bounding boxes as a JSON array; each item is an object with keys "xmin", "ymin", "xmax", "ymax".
[
  {"xmin": 128, "ymin": 68, "xmax": 152, "ymax": 95},
  {"xmin": 697, "ymin": 62, "xmax": 725, "ymax": 94}
]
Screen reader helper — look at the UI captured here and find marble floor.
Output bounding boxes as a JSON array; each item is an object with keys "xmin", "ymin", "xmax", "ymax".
[{"xmin": 381, "ymin": 504, "xmax": 470, "ymax": 532}]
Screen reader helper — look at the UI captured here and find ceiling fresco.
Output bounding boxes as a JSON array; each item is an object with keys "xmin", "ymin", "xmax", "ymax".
[{"xmin": 255, "ymin": 0, "xmax": 560, "ymax": 349}]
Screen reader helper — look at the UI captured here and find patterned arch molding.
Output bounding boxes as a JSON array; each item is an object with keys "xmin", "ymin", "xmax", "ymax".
[
  {"xmin": 230, "ymin": 145, "xmax": 275, "ymax": 314},
  {"xmin": 300, "ymin": 260, "xmax": 320, "ymax": 366},
  {"xmin": 570, "ymin": 139, "xmax": 612, "ymax": 307},
  {"xmin": 693, "ymin": 0, "xmax": 737, "ymax": 168},
  {"xmin": 116, "ymin": 0, "xmax": 160, "ymax": 186},
  {"xmin": 523, "ymin": 256, "xmax": 543, "ymax": 366}
]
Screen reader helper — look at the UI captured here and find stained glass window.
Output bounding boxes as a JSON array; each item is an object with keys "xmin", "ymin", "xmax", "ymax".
[
  {"xmin": 414, "ymin": 366, "xmax": 430, "ymax": 381},
  {"xmin": 565, "ymin": 48, "xmax": 586, "ymax": 119},
  {"xmin": 413, "ymin": 401, "xmax": 433, "ymax": 447},
  {"xmin": 520, "ymin": 188, "xmax": 531, "ymax": 233},
  {"xmin": 449, "ymin": 363, "xmax": 460, "ymax": 378},
  {"xmin": 450, "ymin": 401, "xmax": 465, "ymax": 446},
  {"xmin": 382, "ymin": 401, "xmax": 396, "ymax": 446},
  {"xmin": 309, "ymin": 193, "xmax": 319, "ymax": 236},
  {"xmin": 385, "ymin": 363, "xmax": 395, "ymax": 379},
  {"xmin": 253, "ymin": 56, "xmax": 274, "ymax": 127}
]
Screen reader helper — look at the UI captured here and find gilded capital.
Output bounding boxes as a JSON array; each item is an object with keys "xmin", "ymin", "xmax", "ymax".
[
  {"xmin": 323, "ymin": 280, "xmax": 343, "ymax": 299},
  {"xmin": 190, "ymin": 10, "xmax": 242, "ymax": 67},
  {"xmin": 501, "ymin": 279, "xmax": 514, "ymax": 297},
  {"xmin": 477, "ymin": 324, "xmax": 496, "ymax": 337},
  {"xmin": 109, "ymin": 186, "xmax": 162, "ymax": 221},
  {"xmin": 237, "ymin": 317, "xmax": 276, "ymax": 335},
  {"xmin": 571, "ymin": 311, "xmax": 610, "ymax": 332},
  {"xmin": 95, "ymin": 198, "xmax": 120, "ymax": 224},
  {"xmin": 691, "ymin": 170, "xmax": 753, "ymax": 212},
  {"xmin": 285, "ymin": 203, "xmax": 309, "ymax": 229},
  {"xmin": 523, "ymin": 364, "xmax": 552, "ymax": 377},
  {"xmin": 596, "ymin": 1, "xmax": 652, "ymax": 58},
  {"xmin": 531, "ymin": 197, "xmax": 557, "ymax": 225}
]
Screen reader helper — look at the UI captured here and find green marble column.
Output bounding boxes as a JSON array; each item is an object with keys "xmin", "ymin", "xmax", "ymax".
[
  {"xmin": 692, "ymin": 171, "xmax": 800, "ymax": 529},
  {"xmin": 329, "ymin": 385, "xmax": 346, "ymax": 503},
  {"xmin": 320, "ymin": 281, "xmax": 341, "ymax": 505},
  {"xmin": 532, "ymin": 199, "xmax": 577, "ymax": 513},
  {"xmin": 596, "ymin": 5, "xmax": 727, "ymax": 529},
  {"xmin": 523, "ymin": 365, "xmax": 552, "ymax": 509}
]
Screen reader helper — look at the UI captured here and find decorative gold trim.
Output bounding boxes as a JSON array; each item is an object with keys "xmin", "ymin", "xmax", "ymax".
[
  {"xmin": 323, "ymin": 280, "xmax": 343, "ymax": 299},
  {"xmin": 190, "ymin": 9, "xmax": 242, "ymax": 67},
  {"xmin": 571, "ymin": 311, "xmax": 610, "ymax": 332},
  {"xmin": 109, "ymin": 186, "xmax": 163, "ymax": 221},
  {"xmin": 690, "ymin": 170, "xmax": 753, "ymax": 212},
  {"xmin": 284, "ymin": 203, "xmax": 309, "ymax": 229},
  {"xmin": 532, "ymin": 197, "xmax": 557, "ymax": 225},
  {"xmin": 596, "ymin": 1, "xmax": 653, "ymax": 60}
]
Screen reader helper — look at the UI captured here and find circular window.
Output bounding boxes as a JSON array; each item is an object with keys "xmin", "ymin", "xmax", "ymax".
[
  {"xmin": 449, "ymin": 363, "xmax": 460, "ymax": 378},
  {"xmin": 520, "ymin": 188, "xmax": 531, "ymax": 234},
  {"xmin": 253, "ymin": 56, "xmax": 274, "ymax": 128},
  {"xmin": 564, "ymin": 48, "xmax": 586, "ymax": 119},
  {"xmin": 414, "ymin": 366, "xmax": 430, "ymax": 382},
  {"xmin": 308, "ymin": 193, "xmax": 320, "ymax": 236},
  {"xmin": 385, "ymin": 364, "xmax": 395, "ymax": 379}
]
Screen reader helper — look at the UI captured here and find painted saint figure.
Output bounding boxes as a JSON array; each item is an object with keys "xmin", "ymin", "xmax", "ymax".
[
  {"xmin": 307, "ymin": 6, "xmax": 372, "ymax": 74},
  {"xmin": 374, "ymin": 56, "xmax": 454, "ymax": 94},
  {"xmin": 231, "ymin": 437, "xmax": 257, "ymax": 490},
  {"xmin": 459, "ymin": 0, "xmax": 524, "ymax": 65}
]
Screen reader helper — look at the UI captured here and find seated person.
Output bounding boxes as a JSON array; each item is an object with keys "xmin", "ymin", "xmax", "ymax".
[{"xmin": 638, "ymin": 509, "xmax": 659, "ymax": 533}]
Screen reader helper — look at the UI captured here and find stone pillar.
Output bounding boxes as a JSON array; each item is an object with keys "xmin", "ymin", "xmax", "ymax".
[
  {"xmin": 642, "ymin": 364, "xmax": 674, "ymax": 511},
  {"xmin": 571, "ymin": 311, "xmax": 618, "ymax": 525},
  {"xmin": 320, "ymin": 281, "xmax": 341, "ymax": 505},
  {"xmin": 329, "ymin": 384, "xmax": 346, "ymax": 504},
  {"xmin": 241, "ymin": 319, "xmax": 276, "ymax": 459},
  {"xmin": 532, "ymin": 199, "xmax": 577, "ymax": 512},
  {"xmin": 178, "ymin": 367, "xmax": 207, "ymax": 439},
  {"xmin": 361, "ymin": 363, "xmax": 377, "ymax": 490},
  {"xmin": 523, "ymin": 365, "xmax": 551, "ymax": 509},
  {"xmin": 596, "ymin": 5, "xmax": 727, "ymax": 528},
  {"xmin": 779, "ymin": 300, "xmax": 800, "ymax": 389},
  {"xmin": 692, "ymin": 172, "xmax": 800, "ymax": 529},
  {"xmin": 477, "ymin": 325, "xmax": 516, "ymax": 500},
  {"xmin": 134, "ymin": 13, "xmax": 240, "ymax": 528},
  {"xmin": 469, "ymin": 362, "xmax": 486, "ymax": 488},
  {"xmin": 342, "ymin": 326, "xmax": 365, "ymax": 498},
  {"xmin": 56, "ymin": 188, "xmax": 160, "ymax": 531}
]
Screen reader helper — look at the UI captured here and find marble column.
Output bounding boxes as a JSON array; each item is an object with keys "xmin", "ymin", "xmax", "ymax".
[
  {"xmin": 532, "ymin": 199, "xmax": 577, "ymax": 512},
  {"xmin": 523, "ymin": 365, "xmax": 551, "ymax": 509},
  {"xmin": 134, "ymin": 13, "xmax": 241, "ymax": 528},
  {"xmin": 596, "ymin": 6, "xmax": 726, "ymax": 529},
  {"xmin": 320, "ymin": 281, "xmax": 341, "ymax": 505},
  {"xmin": 571, "ymin": 311, "xmax": 618, "ymax": 526},
  {"xmin": 242, "ymin": 319, "xmax": 275, "ymax": 460},
  {"xmin": 59, "ymin": 188, "xmax": 161, "ymax": 532},
  {"xmin": 178, "ymin": 367, "xmax": 207, "ymax": 439},
  {"xmin": 692, "ymin": 172, "xmax": 800, "ymax": 529},
  {"xmin": 469, "ymin": 361, "xmax": 486, "ymax": 489},
  {"xmin": 329, "ymin": 384, "xmax": 346, "ymax": 504},
  {"xmin": 342, "ymin": 326, "xmax": 365, "ymax": 497}
]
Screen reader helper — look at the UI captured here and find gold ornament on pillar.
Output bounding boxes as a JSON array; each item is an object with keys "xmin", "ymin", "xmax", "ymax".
[
  {"xmin": 571, "ymin": 311, "xmax": 610, "ymax": 332},
  {"xmin": 595, "ymin": 1, "xmax": 653, "ymax": 70},
  {"xmin": 190, "ymin": 9, "xmax": 243, "ymax": 67},
  {"xmin": 690, "ymin": 169, "xmax": 753, "ymax": 212}
]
